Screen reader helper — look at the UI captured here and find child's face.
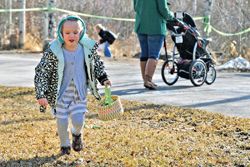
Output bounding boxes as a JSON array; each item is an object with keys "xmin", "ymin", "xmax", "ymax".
[{"xmin": 62, "ymin": 20, "xmax": 82, "ymax": 48}]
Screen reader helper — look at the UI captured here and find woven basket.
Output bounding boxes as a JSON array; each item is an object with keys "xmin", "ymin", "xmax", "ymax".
[{"xmin": 98, "ymin": 87, "xmax": 124, "ymax": 121}]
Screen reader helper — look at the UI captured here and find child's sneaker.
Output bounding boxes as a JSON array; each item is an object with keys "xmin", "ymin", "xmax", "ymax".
[
  {"xmin": 61, "ymin": 146, "xmax": 71, "ymax": 155},
  {"xmin": 72, "ymin": 133, "xmax": 83, "ymax": 152}
]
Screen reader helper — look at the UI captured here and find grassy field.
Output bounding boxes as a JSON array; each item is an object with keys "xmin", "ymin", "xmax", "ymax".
[{"xmin": 0, "ymin": 86, "xmax": 249, "ymax": 167}]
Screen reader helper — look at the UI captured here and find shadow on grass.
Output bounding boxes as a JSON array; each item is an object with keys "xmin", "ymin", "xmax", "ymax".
[
  {"xmin": 124, "ymin": 103, "xmax": 165, "ymax": 112},
  {"xmin": 85, "ymin": 112, "xmax": 98, "ymax": 119},
  {"xmin": 1, "ymin": 154, "xmax": 92, "ymax": 166},
  {"xmin": 0, "ymin": 154, "xmax": 86, "ymax": 167},
  {"xmin": 0, "ymin": 89, "xmax": 34, "ymax": 98},
  {"xmin": 0, "ymin": 117, "xmax": 54, "ymax": 126},
  {"xmin": 0, "ymin": 154, "xmax": 69, "ymax": 167}
]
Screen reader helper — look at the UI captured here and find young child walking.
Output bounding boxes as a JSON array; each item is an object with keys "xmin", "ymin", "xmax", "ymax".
[
  {"xmin": 34, "ymin": 15, "xmax": 111, "ymax": 155},
  {"xmin": 95, "ymin": 24, "xmax": 117, "ymax": 58}
]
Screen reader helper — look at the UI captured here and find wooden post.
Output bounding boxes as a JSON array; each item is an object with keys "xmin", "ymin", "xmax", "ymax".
[
  {"xmin": 203, "ymin": 0, "xmax": 213, "ymax": 37},
  {"xmin": 9, "ymin": 0, "xmax": 12, "ymax": 36},
  {"xmin": 43, "ymin": 0, "xmax": 55, "ymax": 50},
  {"xmin": 18, "ymin": 0, "xmax": 26, "ymax": 48},
  {"xmin": 192, "ymin": 0, "xmax": 197, "ymax": 15},
  {"xmin": 48, "ymin": 0, "xmax": 56, "ymax": 39}
]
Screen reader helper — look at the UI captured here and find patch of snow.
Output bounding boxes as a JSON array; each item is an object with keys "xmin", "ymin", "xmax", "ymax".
[{"xmin": 217, "ymin": 56, "xmax": 250, "ymax": 71}]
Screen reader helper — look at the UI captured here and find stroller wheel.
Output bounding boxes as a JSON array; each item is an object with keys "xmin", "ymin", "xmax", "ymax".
[
  {"xmin": 205, "ymin": 64, "xmax": 216, "ymax": 85},
  {"xmin": 189, "ymin": 60, "xmax": 207, "ymax": 86},
  {"xmin": 161, "ymin": 60, "xmax": 179, "ymax": 85}
]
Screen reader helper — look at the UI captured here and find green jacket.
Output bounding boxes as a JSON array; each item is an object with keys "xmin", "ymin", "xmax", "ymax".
[{"xmin": 133, "ymin": 0, "xmax": 174, "ymax": 35}]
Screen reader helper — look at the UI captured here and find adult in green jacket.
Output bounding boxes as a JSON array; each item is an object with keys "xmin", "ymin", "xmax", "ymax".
[{"xmin": 134, "ymin": 0, "xmax": 174, "ymax": 90}]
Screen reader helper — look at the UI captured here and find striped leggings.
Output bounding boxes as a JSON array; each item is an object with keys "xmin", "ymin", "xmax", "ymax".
[
  {"xmin": 55, "ymin": 80, "xmax": 87, "ymax": 147},
  {"xmin": 56, "ymin": 112, "xmax": 85, "ymax": 147}
]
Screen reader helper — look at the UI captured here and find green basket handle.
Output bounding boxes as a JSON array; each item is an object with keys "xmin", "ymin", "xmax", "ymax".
[{"xmin": 104, "ymin": 85, "xmax": 113, "ymax": 106}]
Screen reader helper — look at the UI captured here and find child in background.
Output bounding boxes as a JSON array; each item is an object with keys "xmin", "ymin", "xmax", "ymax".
[
  {"xmin": 34, "ymin": 15, "xmax": 111, "ymax": 155},
  {"xmin": 95, "ymin": 24, "xmax": 117, "ymax": 58}
]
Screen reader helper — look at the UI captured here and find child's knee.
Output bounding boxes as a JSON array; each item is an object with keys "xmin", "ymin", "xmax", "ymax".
[{"xmin": 71, "ymin": 113, "xmax": 85, "ymax": 128}]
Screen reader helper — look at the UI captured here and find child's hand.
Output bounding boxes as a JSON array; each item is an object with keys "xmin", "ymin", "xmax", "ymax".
[
  {"xmin": 104, "ymin": 80, "xmax": 111, "ymax": 86},
  {"xmin": 37, "ymin": 98, "xmax": 48, "ymax": 107}
]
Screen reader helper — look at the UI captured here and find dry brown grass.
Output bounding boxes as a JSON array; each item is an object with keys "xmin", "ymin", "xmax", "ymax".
[
  {"xmin": 0, "ymin": 86, "xmax": 249, "ymax": 166},
  {"xmin": 110, "ymin": 33, "xmax": 141, "ymax": 59},
  {"xmin": 24, "ymin": 33, "xmax": 43, "ymax": 52}
]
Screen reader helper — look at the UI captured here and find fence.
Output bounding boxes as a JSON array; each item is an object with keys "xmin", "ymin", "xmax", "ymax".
[{"xmin": 0, "ymin": 0, "xmax": 249, "ymax": 55}]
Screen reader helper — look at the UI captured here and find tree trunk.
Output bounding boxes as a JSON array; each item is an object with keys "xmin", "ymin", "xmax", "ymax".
[
  {"xmin": 18, "ymin": 0, "xmax": 26, "ymax": 48},
  {"xmin": 203, "ymin": 0, "xmax": 213, "ymax": 37},
  {"xmin": 192, "ymin": 0, "xmax": 197, "ymax": 15}
]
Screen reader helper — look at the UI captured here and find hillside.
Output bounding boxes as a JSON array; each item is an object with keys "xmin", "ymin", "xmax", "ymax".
[{"xmin": 0, "ymin": 86, "xmax": 249, "ymax": 166}]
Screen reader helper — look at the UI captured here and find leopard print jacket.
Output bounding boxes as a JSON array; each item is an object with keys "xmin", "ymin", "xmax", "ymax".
[{"xmin": 34, "ymin": 42, "xmax": 108, "ymax": 109}]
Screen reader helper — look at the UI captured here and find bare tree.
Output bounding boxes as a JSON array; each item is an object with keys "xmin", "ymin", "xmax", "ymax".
[{"xmin": 0, "ymin": 0, "xmax": 249, "ymax": 60}]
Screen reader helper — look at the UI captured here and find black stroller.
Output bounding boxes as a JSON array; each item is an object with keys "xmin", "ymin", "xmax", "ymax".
[{"xmin": 161, "ymin": 12, "xmax": 216, "ymax": 86}]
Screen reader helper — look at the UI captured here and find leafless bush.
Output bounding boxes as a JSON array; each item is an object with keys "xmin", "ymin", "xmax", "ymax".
[{"xmin": 0, "ymin": 0, "xmax": 249, "ymax": 60}]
